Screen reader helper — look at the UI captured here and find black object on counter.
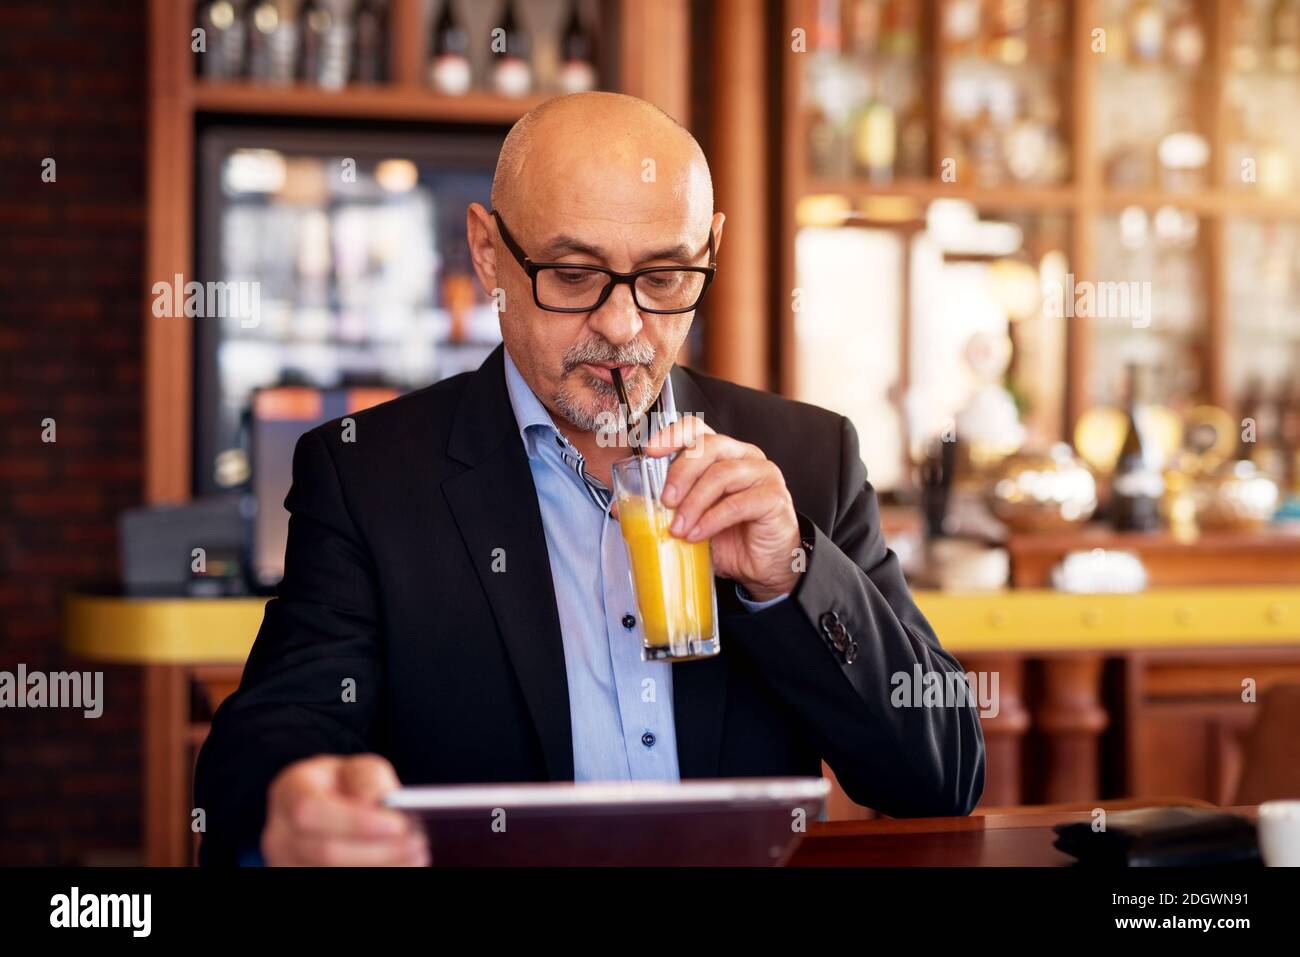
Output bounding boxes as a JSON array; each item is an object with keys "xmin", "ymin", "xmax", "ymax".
[{"xmin": 1053, "ymin": 807, "xmax": 1262, "ymax": 867}]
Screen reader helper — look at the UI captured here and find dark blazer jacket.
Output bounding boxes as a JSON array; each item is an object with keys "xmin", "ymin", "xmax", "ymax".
[{"xmin": 195, "ymin": 344, "xmax": 985, "ymax": 865}]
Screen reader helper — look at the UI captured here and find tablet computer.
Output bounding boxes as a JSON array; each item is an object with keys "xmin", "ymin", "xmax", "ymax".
[{"xmin": 383, "ymin": 776, "xmax": 830, "ymax": 866}]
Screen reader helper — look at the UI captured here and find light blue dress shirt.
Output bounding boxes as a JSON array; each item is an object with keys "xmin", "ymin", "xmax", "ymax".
[{"xmin": 502, "ymin": 347, "xmax": 783, "ymax": 782}]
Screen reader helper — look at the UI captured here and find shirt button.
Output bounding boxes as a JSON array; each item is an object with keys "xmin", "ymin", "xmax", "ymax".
[
  {"xmin": 622, "ymin": 613, "xmax": 636, "ymax": 629},
  {"xmin": 641, "ymin": 731, "xmax": 656, "ymax": 748}
]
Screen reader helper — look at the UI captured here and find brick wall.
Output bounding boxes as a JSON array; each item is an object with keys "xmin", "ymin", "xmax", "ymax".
[{"xmin": 0, "ymin": 0, "xmax": 147, "ymax": 864}]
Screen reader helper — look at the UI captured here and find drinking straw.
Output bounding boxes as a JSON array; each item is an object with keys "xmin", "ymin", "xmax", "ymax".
[{"xmin": 610, "ymin": 367, "xmax": 656, "ymax": 522}]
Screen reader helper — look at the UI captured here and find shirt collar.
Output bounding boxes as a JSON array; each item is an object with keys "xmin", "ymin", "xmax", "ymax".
[{"xmin": 502, "ymin": 345, "xmax": 677, "ymax": 461}]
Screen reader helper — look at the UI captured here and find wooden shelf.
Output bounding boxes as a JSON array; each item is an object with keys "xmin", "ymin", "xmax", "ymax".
[
  {"xmin": 802, "ymin": 179, "xmax": 1300, "ymax": 220},
  {"xmin": 192, "ymin": 81, "xmax": 552, "ymax": 124},
  {"xmin": 804, "ymin": 177, "xmax": 1078, "ymax": 212}
]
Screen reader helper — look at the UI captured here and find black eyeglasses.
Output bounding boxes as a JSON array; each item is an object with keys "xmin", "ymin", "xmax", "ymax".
[{"xmin": 491, "ymin": 210, "xmax": 716, "ymax": 315}]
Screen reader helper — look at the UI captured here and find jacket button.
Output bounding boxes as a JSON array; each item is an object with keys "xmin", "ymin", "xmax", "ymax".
[
  {"xmin": 641, "ymin": 731, "xmax": 656, "ymax": 748},
  {"xmin": 622, "ymin": 614, "xmax": 636, "ymax": 629},
  {"xmin": 819, "ymin": 611, "xmax": 841, "ymax": 633}
]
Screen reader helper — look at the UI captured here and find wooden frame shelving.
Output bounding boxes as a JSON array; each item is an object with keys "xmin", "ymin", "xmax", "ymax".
[{"xmin": 779, "ymin": 0, "xmax": 1300, "ymax": 434}]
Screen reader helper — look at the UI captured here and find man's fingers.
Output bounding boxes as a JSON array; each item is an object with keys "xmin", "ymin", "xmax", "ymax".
[
  {"xmin": 643, "ymin": 415, "xmax": 714, "ymax": 457},
  {"xmin": 339, "ymin": 753, "xmax": 402, "ymax": 802},
  {"xmin": 286, "ymin": 790, "xmax": 410, "ymax": 839},
  {"xmin": 686, "ymin": 483, "xmax": 784, "ymax": 542},
  {"xmin": 668, "ymin": 458, "xmax": 769, "ymax": 538},
  {"xmin": 286, "ymin": 833, "xmax": 429, "ymax": 867},
  {"xmin": 662, "ymin": 434, "xmax": 764, "ymax": 508}
]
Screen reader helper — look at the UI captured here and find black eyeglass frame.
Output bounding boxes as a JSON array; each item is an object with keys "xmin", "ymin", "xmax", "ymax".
[{"xmin": 491, "ymin": 209, "xmax": 717, "ymax": 315}]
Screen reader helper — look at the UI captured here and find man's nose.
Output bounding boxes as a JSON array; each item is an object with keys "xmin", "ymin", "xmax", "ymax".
[{"xmin": 587, "ymin": 281, "xmax": 643, "ymax": 345}]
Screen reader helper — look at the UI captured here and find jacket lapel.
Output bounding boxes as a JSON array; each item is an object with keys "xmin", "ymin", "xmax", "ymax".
[{"xmin": 442, "ymin": 345, "xmax": 575, "ymax": 781}]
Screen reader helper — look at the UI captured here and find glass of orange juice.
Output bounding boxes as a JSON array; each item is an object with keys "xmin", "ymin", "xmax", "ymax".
[{"xmin": 611, "ymin": 454, "xmax": 720, "ymax": 662}]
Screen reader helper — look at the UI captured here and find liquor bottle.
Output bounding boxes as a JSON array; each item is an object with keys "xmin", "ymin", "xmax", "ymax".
[
  {"xmin": 195, "ymin": 0, "xmax": 247, "ymax": 79},
  {"xmin": 896, "ymin": 92, "xmax": 928, "ymax": 178},
  {"xmin": 491, "ymin": 0, "xmax": 533, "ymax": 97},
  {"xmin": 304, "ymin": 0, "xmax": 353, "ymax": 90},
  {"xmin": 880, "ymin": 0, "xmax": 919, "ymax": 57},
  {"xmin": 846, "ymin": 0, "xmax": 885, "ymax": 58},
  {"xmin": 299, "ymin": 0, "xmax": 329, "ymax": 83},
  {"xmin": 1272, "ymin": 0, "xmax": 1300, "ymax": 72},
  {"xmin": 558, "ymin": 2, "xmax": 597, "ymax": 94},
  {"xmin": 246, "ymin": 0, "xmax": 290, "ymax": 83},
  {"xmin": 428, "ymin": 0, "xmax": 471, "ymax": 94},
  {"xmin": 986, "ymin": 0, "xmax": 1029, "ymax": 65},
  {"xmin": 1231, "ymin": 0, "xmax": 1266, "ymax": 71},
  {"xmin": 1128, "ymin": 0, "xmax": 1166, "ymax": 65},
  {"xmin": 1111, "ymin": 364, "xmax": 1165, "ymax": 531},
  {"xmin": 1240, "ymin": 374, "xmax": 1286, "ymax": 483},
  {"xmin": 849, "ymin": 83, "xmax": 896, "ymax": 182},
  {"xmin": 1281, "ymin": 376, "xmax": 1300, "ymax": 492},
  {"xmin": 813, "ymin": 0, "xmax": 842, "ymax": 54},
  {"xmin": 1028, "ymin": 0, "xmax": 1066, "ymax": 64},
  {"xmin": 352, "ymin": 0, "xmax": 386, "ymax": 83},
  {"xmin": 1166, "ymin": 0, "xmax": 1205, "ymax": 69},
  {"xmin": 942, "ymin": 0, "xmax": 982, "ymax": 59}
]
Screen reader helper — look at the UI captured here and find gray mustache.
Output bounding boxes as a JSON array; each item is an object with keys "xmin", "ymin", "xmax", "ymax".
[{"xmin": 562, "ymin": 340, "xmax": 656, "ymax": 375}]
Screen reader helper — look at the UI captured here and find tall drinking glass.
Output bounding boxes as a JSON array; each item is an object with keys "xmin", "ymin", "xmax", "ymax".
[{"xmin": 611, "ymin": 454, "xmax": 720, "ymax": 662}]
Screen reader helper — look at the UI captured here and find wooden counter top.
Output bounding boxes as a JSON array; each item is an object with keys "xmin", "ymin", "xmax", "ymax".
[{"xmin": 64, "ymin": 586, "xmax": 1300, "ymax": 664}]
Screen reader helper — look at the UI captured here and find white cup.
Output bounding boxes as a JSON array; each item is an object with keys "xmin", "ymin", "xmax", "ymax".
[{"xmin": 1257, "ymin": 800, "xmax": 1300, "ymax": 866}]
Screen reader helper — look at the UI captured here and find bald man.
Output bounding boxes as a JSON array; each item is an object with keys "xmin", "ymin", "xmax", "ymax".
[{"xmin": 195, "ymin": 93, "xmax": 985, "ymax": 867}]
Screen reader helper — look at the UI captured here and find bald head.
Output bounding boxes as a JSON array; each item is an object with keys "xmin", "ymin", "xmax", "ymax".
[
  {"xmin": 490, "ymin": 92, "xmax": 713, "ymax": 224},
  {"xmin": 467, "ymin": 92, "xmax": 723, "ymax": 437}
]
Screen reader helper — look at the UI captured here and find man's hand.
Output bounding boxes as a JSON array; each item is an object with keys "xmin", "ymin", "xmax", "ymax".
[
  {"xmin": 261, "ymin": 754, "xmax": 429, "ymax": 866},
  {"xmin": 642, "ymin": 415, "xmax": 802, "ymax": 602}
]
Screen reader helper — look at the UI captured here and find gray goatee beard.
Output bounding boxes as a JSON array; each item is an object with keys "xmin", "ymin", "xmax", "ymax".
[{"xmin": 552, "ymin": 339, "xmax": 658, "ymax": 433}]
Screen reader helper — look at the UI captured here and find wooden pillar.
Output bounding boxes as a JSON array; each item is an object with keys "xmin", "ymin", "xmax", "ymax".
[
  {"xmin": 703, "ymin": 0, "xmax": 769, "ymax": 388},
  {"xmin": 1037, "ymin": 655, "xmax": 1109, "ymax": 802},
  {"xmin": 146, "ymin": 0, "xmax": 194, "ymax": 505},
  {"xmin": 961, "ymin": 654, "xmax": 1030, "ymax": 807},
  {"xmin": 143, "ymin": 664, "xmax": 190, "ymax": 866},
  {"xmin": 619, "ymin": 0, "xmax": 690, "ymax": 122}
]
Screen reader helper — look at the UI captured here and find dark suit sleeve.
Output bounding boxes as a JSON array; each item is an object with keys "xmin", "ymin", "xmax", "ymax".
[
  {"xmin": 722, "ymin": 415, "xmax": 986, "ymax": 816},
  {"xmin": 194, "ymin": 429, "xmax": 385, "ymax": 865}
]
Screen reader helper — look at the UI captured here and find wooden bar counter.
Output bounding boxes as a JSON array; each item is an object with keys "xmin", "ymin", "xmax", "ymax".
[{"xmin": 64, "ymin": 586, "xmax": 1300, "ymax": 865}]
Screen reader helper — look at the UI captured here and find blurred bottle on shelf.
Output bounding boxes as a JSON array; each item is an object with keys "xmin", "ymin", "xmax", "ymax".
[
  {"xmin": 1166, "ymin": 0, "xmax": 1205, "ymax": 69},
  {"xmin": 850, "ymin": 81, "xmax": 896, "ymax": 182},
  {"xmin": 1282, "ymin": 377, "xmax": 1300, "ymax": 492},
  {"xmin": 299, "ymin": 0, "xmax": 329, "ymax": 83},
  {"xmin": 1272, "ymin": 0, "xmax": 1300, "ymax": 71},
  {"xmin": 196, "ymin": 0, "xmax": 249, "ymax": 79},
  {"xmin": 805, "ymin": 0, "xmax": 849, "ymax": 179},
  {"xmin": 845, "ymin": 0, "xmax": 886, "ymax": 58},
  {"xmin": 986, "ymin": 0, "xmax": 1030, "ymax": 65},
  {"xmin": 351, "ymin": 0, "xmax": 386, "ymax": 83},
  {"xmin": 880, "ymin": 0, "xmax": 919, "ymax": 57},
  {"xmin": 1239, "ymin": 374, "xmax": 1287, "ymax": 485},
  {"xmin": 428, "ymin": 0, "xmax": 471, "ymax": 95},
  {"xmin": 491, "ymin": 0, "xmax": 533, "ymax": 97},
  {"xmin": 942, "ymin": 0, "xmax": 982, "ymax": 59},
  {"xmin": 559, "ymin": 2, "xmax": 597, "ymax": 94},
  {"xmin": 970, "ymin": 86, "xmax": 1014, "ymax": 187},
  {"xmin": 245, "ymin": 0, "xmax": 306, "ymax": 84},
  {"xmin": 1157, "ymin": 112, "xmax": 1209, "ymax": 191},
  {"xmin": 1128, "ymin": 0, "xmax": 1166, "ymax": 65},
  {"xmin": 1029, "ymin": 0, "xmax": 1067, "ymax": 64},
  {"xmin": 1231, "ymin": 0, "xmax": 1268, "ymax": 71},
  {"xmin": 1112, "ymin": 363, "xmax": 1165, "ymax": 532},
  {"xmin": 896, "ymin": 92, "xmax": 928, "ymax": 178},
  {"xmin": 247, "ymin": 0, "xmax": 299, "ymax": 84}
]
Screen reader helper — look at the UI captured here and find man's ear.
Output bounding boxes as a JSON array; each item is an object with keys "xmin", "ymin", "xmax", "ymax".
[
  {"xmin": 711, "ymin": 211, "xmax": 726, "ymax": 258},
  {"xmin": 466, "ymin": 203, "xmax": 497, "ymax": 296}
]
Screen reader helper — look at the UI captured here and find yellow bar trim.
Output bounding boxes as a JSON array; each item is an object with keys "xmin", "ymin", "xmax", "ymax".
[{"xmin": 63, "ymin": 586, "xmax": 1300, "ymax": 665}]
